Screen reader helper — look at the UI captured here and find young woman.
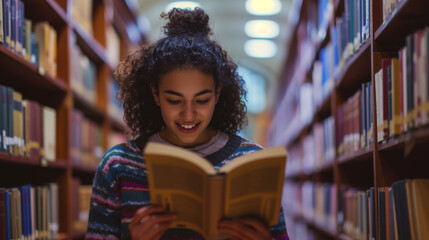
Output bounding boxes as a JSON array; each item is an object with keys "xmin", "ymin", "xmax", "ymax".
[{"xmin": 85, "ymin": 8, "xmax": 288, "ymax": 240}]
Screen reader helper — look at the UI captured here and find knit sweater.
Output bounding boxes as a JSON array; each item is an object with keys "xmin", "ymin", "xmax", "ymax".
[{"xmin": 85, "ymin": 134, "xmax": 289, "ymax": 240}]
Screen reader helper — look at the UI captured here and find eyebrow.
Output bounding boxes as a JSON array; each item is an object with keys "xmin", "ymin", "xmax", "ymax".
[{"xmin": 164, "ymin": 89, "xmax": 213, "ymax": 97}]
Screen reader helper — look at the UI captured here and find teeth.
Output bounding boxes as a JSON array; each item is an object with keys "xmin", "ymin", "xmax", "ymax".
[{"xmin": 180, "ymin": 124, "xmax": 196, "ymax": 129}]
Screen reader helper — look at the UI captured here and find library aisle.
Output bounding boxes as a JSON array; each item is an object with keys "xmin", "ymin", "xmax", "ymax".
[{"xmin": 270, "ymin": 0, "xmax": 429, "ymax": 239}]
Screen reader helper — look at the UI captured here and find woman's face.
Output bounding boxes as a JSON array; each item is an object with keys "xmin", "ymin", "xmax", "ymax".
[{"xmin": 151, "ymin": 68, "xmax": 220, "ymax": 147}]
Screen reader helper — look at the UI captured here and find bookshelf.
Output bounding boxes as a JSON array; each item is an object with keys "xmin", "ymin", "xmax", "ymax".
[
  {"xmin": 0, "ymin": 0, "xmax": 145, "ymax": 239},
  {"xmin": 271, "ymin": 0, "xmax": 429, "ymax": 239}
]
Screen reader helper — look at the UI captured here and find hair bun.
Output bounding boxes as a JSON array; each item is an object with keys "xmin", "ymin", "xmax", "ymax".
[{"xmin": 162, "ymin": 8, "xmax": 211, "ymax": 37}]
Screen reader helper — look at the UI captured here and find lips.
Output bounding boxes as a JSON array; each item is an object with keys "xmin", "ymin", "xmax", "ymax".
[{"xmin": 176, "ymin": 122, "xmax": 200, "ymax": 133}]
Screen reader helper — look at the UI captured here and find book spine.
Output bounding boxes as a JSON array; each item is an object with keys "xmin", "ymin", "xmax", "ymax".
[
  {"xmin": 0, "ymin": 0, "xmax": 3, "ymax": 44},
  {"xmin": 382, "ymin": 59, "xmax": 391, "ymax": 140},
  {"xmin": 6, "ymin": 87, "xmax": 13, "ymax": 154},
  {"xmin": 406, "ymin": 34, "xmax": 415, "ymax": 129},
  {"xmin": 391, "ymin": 58, "xmax": 402, "ymax": 136},
  {"xmin": 5, "ymin": 0, "xmax": 10, "ymax": 48}
]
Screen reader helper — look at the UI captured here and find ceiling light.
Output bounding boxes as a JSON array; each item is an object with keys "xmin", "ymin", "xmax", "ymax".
[
  {"xmin": 245, "ymin": 0, "xmax": 282, "ymax": 16},
  {"xmin": 245, "ymin": 20, "xmax": 280, "ymax": 38},
  {"xmin": 165, "ymin": 1, "xmax": 201, "ymax": 12},
  {"xmin": 244, "ymin": 39, "xmax": 277, "ymax": 58}
]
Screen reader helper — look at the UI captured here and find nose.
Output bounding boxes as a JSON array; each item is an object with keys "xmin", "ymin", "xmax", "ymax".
[{"xmin": 181, "ymin": 102, "xmax": 196, "ymax": 121}]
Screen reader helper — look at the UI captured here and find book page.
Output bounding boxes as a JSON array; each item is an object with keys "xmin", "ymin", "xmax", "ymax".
[
  {"xmin": 219, "ymin": 147, "xmax": 286, "ymax": 226},
  {"xmin": 145, "ymin": 143, "xmax": 216, "ymax": 235}
]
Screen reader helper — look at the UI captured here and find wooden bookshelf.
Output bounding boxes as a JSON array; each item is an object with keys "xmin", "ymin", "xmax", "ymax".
[
  {"xmin": 0, "ymin": 0, "xmax": 145, "ymax": 239},
  {"xmin": 273, "ymin": 0, "xmax": 429, "ymax": 239}
]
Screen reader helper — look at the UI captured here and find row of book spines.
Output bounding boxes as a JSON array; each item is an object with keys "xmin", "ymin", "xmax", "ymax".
[
  {"xmin": 70, "ymin": 179, "xmax": 92, "ymax": 233},
  {"xmin": 300, "ymin": 182, "xmax": 337, "ymax": 231},
  {"xmin": 375, "ymin": 28, "xmax": 429, "ymax": 142},
  {"xmin": 301, "ymin": 117, "xmax": 335, "ymax": 174},
  {"xmin": 339, "ymin": 179, "xmax": 429, "ymax": 240},
  {"xmin": 70, "ymin": 36, "xmax": 97, "ymax": 105},
  {"xmin": 340, "ymin": 187, "xmax": 373, "ymax": 240},
  {"xmin": 0, "ymin": 84, "xmax": 56, "ymax": 162},
  {"xmin": 70, "ymin": 109, "xmax": 104, "ymax": 167},
  {"xmin": 0, "ymin": 183, "xmax": 59, "ymax": 240},
  {"xmin": 334, "ymin": 0, "xmax": 370, "ymax": 70},
  {"xmin": 337, "ymin": 81, "xmax": 374, "ymax": 156},
  {"xmin": 382, "ymin": 0, "xmax": 402, "ymax": 22},
  {"xmin": 0, "ymin": 1, "xmax": 57, "ymax": 78}
]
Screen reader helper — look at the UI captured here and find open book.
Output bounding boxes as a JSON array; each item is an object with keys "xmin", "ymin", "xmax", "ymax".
[{"xmin": 144, "ymin": 142, "xmax": 287, "ymax": 239}]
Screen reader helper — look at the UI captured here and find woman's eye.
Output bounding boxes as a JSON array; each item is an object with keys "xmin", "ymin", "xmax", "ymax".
[
  {"xmin": 167, "ymin": 100, "xmax": 181, "ymax": 105},
  {"xmin": 196, "ymin": 99, "xmax": 209, "ymax": 104}
]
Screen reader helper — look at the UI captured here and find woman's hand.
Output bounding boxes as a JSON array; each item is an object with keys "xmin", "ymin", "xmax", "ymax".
[
  {"xmin": 218, "ymin": 218, "xmax": 272, "ymax": 240},
  {"xmin": 128, "ymin": 205, "xmax": 177, "ymax": 240}
]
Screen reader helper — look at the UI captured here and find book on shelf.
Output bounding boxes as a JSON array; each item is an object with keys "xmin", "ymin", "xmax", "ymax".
[
  {"xmin": 144, "ymin": 142, "xmax": 287, "ymax": 239},
  {"xmin": 34, "ymin": 21, "xmax": 57, "ymax": 78},
  {"xmin": 12, "ymin": 90, "xmax": 23, "ymax": 156},
  {"xmin": 42, "ymin": 106, "xmax": 56, "ymax": 162},
  {"xmin": 0, "ymin": 0, "xmax": 3, "ymax": 44},
  {"xmin": 71, "ymin": 0, "xmax": 93, "ymax": 35}
]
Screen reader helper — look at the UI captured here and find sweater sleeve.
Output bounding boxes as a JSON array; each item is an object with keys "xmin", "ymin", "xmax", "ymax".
[
  {"xmin": 85, "ymin": 152, "xmax": 122, "ymax": 240},
  {"xmin": 269, "ymin": 206, "xmax": 289, "ymax": 240}
]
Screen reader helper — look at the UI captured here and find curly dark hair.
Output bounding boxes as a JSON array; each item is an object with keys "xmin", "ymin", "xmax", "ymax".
[{"xmin": 115, "ymin": 7, "xmax": 247, "ymax": 138}]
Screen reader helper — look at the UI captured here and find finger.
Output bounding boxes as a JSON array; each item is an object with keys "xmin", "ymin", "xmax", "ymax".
[
  {"xmin": 147, "ymin": 221, "xmax": 174, "ymax": 240},
  {"xmin": 129, "ymin": 205, "xmax": 164, "ymax": 229},
  {"xmin": 234, "ymin": 218, "xmax": 271, "ymax": 238},
  {"xmin": 135, "ymin": 213, "xmax": 177, "ymax": 237}
]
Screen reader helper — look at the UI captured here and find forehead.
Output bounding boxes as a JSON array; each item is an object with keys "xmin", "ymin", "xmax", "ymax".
[{"xmin": 158, "ymin": 68, "xmax": 215, "ymax": 91}]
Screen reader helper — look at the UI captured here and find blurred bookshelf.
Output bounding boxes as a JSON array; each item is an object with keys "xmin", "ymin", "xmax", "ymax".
[
  {"xmin": 0, "ymin": 0, "xmax": 143, "ymax": 238},
  {"xmin": 270, "ymin": 0, "xmax": 429, "ymax": 239}
]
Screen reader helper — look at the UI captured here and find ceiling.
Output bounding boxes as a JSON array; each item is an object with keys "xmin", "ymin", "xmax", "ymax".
[{"xmin": 135, "ymin": 0, "xmax": 294, "ymax": 94}]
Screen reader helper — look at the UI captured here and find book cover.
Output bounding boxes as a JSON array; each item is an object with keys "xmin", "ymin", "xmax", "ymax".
[
  {"xmin": 4, "ymin": 0, "xmax": 10, "ymax": 47},
  {"xmin": 411, "ymin": 179, "xmax": 429, "ymax": 240},
  {"xmin": 392, "ymin": 179, "xmax": 411, "ymax": 239},
  {"xmin": 42, "ymin": 106, "xmax": 56, "ymax": 162},
  {"xmin": 144, "ymin": 142, "xmax": 287, "ymax": 239},
  {"xmin": 382, "ymin": 59, "xmax": 391, "ymax": 141},
  {"xmin": 6, "ymin": 87, "xmax": 14, "ymax": 154},
  {"xmin": 391, "ymin": 58, "xmax": 402, "ymax": 136},
  {"xmin": 375, "ymin": 69, "xmax": 384, "ymax": 142},
  {"xmin": 0, "ymin": 188, "xmax": 6, "ymax": 240},
  {"xmin": 379, "ymin": 188, "xmax": 386, "ymax": 240},
  {"xmin": 5, "ymin": 189, "xmax": 11, "ymax": 240},
  {"xmin": 12, "ymin": 91, "xmax": 22, "ymax": 155},
  {"xmin": 0, "ymin": 85, "xmax": 7, "ymax": 152},
  {"xmin": 0, "ymin": 0, "xmax": 3, "ymax": 44},
  {"xmin": 406, "ymin": 34, "xmax": 415, "ymax": 129},
  {"xmin": 385, "ymin": 187, "xmax": 391, "ymax": 240}
]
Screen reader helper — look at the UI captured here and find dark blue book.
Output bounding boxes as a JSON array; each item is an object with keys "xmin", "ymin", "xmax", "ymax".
[
  {"xmin": 5, "ymin": 189, "xmax": 11, "ymax": 240},
  {"xmin": 31, "ymin": 33, "xmax": 38, "ymax": 66},
  {"xmin": 370, "ymin": 187, "xmax": 375, "ymax": 239},
  {"xmin": 3, "ymin": 0, "xmax": 10, "ymax": 47},
  {"xmin": 379, "ymin": 189, "xmax": 386, "ymax": 240},
  {"xmin": 389, "ymin": 188, "xmax": 395, "ymax": 240},
  {"xmin": 0, "ymin": 188, "xmax": 6, "ymax": 240},
  {"xmin": 20, "ymin": 185, "xmax": 27, "ymax": 240},
  {"xmin": 6, "ymin": 87, "xmax": 13, "ymax": 154},
  {"xmin": 392, "ymin": 180, "xmax": 411, "ymax": 240},
  {"xmin": 10, "ymin": 0, "xmax": 14, "ymax": 50}
]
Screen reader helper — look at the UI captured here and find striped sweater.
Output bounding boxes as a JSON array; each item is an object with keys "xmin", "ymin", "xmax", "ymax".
[{"xmin": 85, "ymin": 134, "xmax": 289, "ymax": 240}]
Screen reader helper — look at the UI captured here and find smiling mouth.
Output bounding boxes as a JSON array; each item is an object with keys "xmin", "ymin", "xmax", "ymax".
[{"xmin": 177, "ymin": 122, "xmax": 200, "ymax": 130}]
